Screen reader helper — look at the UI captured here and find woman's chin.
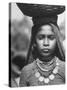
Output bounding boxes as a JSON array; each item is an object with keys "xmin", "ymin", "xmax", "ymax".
[{"xmin": 40, "ymin": 52, "xmax": 50, "ymax": 57}]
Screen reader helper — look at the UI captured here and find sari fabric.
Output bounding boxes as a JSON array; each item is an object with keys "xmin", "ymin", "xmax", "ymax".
[{"xmin": 19, "ymin": 57, "xmax": 65, "ymax": 86}]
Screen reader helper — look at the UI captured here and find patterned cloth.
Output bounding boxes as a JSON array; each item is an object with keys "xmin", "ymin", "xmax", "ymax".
[{"xmin": 19, "ymin": 57, "xmax": 65, "ymax": 87}]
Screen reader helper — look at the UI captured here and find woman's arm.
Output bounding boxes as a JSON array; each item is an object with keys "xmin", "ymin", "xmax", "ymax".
[{"xmin": 19, "ymin": 67, "xmax": 28, "ymax": 87}]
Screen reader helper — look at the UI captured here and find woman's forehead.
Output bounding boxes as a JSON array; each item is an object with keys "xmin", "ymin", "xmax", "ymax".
[{"xmin": 37, "ymin": 25, "xmax": 54, "ymax": 35}]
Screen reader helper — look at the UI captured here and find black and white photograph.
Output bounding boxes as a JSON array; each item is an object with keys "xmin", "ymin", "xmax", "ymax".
[{"xmin": 9, "ymin": 2, "xmax": 65, "ymax": 87}]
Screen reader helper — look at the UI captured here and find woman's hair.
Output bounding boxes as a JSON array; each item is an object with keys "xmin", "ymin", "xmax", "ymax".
[{"xmin": 26, "ymin": 23, "xmax": 65, "ymax": 64}]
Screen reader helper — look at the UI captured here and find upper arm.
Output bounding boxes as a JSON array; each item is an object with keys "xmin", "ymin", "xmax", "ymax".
[
  {"xmin": 19, "ymin": 67, "xmax": 28, "ymax": 87},
  {"xmin": 59, "ymin": 61, "xmax": 65, "ymax": 81},
  {"xmin": 19, "ymin": 63, "xmax": 35, "ymax": 87}
]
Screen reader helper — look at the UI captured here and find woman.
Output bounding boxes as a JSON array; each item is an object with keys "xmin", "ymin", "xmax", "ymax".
[{"xmin": 17, "ymin": 3, "xmax": 65, "ymax": 86}]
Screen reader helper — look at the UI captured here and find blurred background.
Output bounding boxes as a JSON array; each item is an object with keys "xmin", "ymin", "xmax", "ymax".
[{"xmin": 10, "ymin": 3, "xmax": 65, "ymax": 87}]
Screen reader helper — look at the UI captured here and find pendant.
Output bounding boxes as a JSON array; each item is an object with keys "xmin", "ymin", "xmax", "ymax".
[
  {"xmin": 44, "ymin": 78, "xmax": 49, "ymax": 84},
  {"xmin": 35, "ymin": 72, "xmax": 40, "ymax": 78},
  {"xmin": 49, "ymin": 74, "xmax": 55, "ymax": 80},
  {"xmin": 53, "ymin": 66, "xmax": 58, "ymax": 74},
  {"xmin": 39, "ymin": 76, "xmax": 44, "ymax": 82}
]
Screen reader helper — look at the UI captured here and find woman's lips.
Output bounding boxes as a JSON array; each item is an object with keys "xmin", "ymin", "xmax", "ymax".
[{"xmin": 42, "ymin": 49, "xmax": 50, "ymax": 53}]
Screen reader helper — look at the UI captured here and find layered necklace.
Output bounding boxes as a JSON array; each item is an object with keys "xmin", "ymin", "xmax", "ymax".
[{"xmin": 35, "ymin": 57, "xmax": 59, "ymax": 84}]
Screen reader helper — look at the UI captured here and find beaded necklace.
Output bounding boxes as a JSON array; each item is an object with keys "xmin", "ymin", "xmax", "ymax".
[{"xmin": 35, "ymin": 57, "xmax": 59, "ymax": 84}]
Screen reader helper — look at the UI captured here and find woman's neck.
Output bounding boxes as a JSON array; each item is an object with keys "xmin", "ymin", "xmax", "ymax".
[
  {"xmin": 36, "ymin": 56, "xmax": 56, "ymax": 73},
  {"xmin": 38, "ymin": 54, "xmax": 55, "ymax": 64}
]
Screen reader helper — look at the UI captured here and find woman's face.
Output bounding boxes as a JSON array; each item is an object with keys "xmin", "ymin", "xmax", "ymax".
[{"xmin": 35, "ymin": 24, "xmax": 56, "ymax": 57}]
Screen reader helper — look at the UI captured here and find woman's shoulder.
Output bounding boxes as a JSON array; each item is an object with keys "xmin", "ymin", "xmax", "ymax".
[
  {"xmin": 57, "ymin": 57, "xmax": 65, "ymax": 70},
  {"xmin": 21, "ymin": 61, "xmax": 36, "ymax": 77},
  {"xmin": 23, "ymin": 61, "xmax": 36, "ymax": 70},
  {"xmin": 56, "ymin": 57, "xmax": 65, "ymax": 79},
  {"xmin": 19, "ymin": 61, "xmax": 36, "ymax": 86}
]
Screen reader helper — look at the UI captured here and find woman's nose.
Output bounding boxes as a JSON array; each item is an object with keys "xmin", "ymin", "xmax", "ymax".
[{"xmin": 43, "ymin": 37, "xmax": 49, "ymax": 46}]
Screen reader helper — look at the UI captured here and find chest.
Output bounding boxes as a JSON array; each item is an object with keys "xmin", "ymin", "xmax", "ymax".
[{"xmin": 26, "ymin": 70, "xmax": 65, "ymax": 86}]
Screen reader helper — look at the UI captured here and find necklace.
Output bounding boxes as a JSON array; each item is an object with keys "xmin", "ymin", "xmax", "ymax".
[
  {"xmin": 35, "ymin": 57, "xmax": 59, "ymax": 84},
  {"xmin": 36, "ymin": 57, "xmax": 56, "ymax": 72}
]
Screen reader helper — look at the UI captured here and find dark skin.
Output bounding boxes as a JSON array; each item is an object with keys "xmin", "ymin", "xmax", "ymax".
[{"xmin": 34, "ymin": 24, "xmax": 57, "ymax": 62}]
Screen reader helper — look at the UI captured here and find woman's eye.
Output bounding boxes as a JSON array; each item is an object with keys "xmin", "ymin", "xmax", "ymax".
[
  {"xmin": 48, "ymin": 35, "xmax": 55, "ymax": 40},
  {"xmin": 37, "ymin": 36, "xmax": 44, "ymax": 40}
]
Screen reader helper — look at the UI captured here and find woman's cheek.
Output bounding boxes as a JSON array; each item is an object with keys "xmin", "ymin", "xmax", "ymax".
[
  {"xmin": 36, "ymin": 40, "xmax": 43, "ymax": 49},
  {"xmin": 49, "ymin": 40, "xmax": 56, "ymax": 50}
]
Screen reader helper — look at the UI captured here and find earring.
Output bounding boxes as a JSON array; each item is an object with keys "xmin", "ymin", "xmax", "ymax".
[{"xmin": 32, "ymin": 44, "xmax": 36, "ymax": 50}]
